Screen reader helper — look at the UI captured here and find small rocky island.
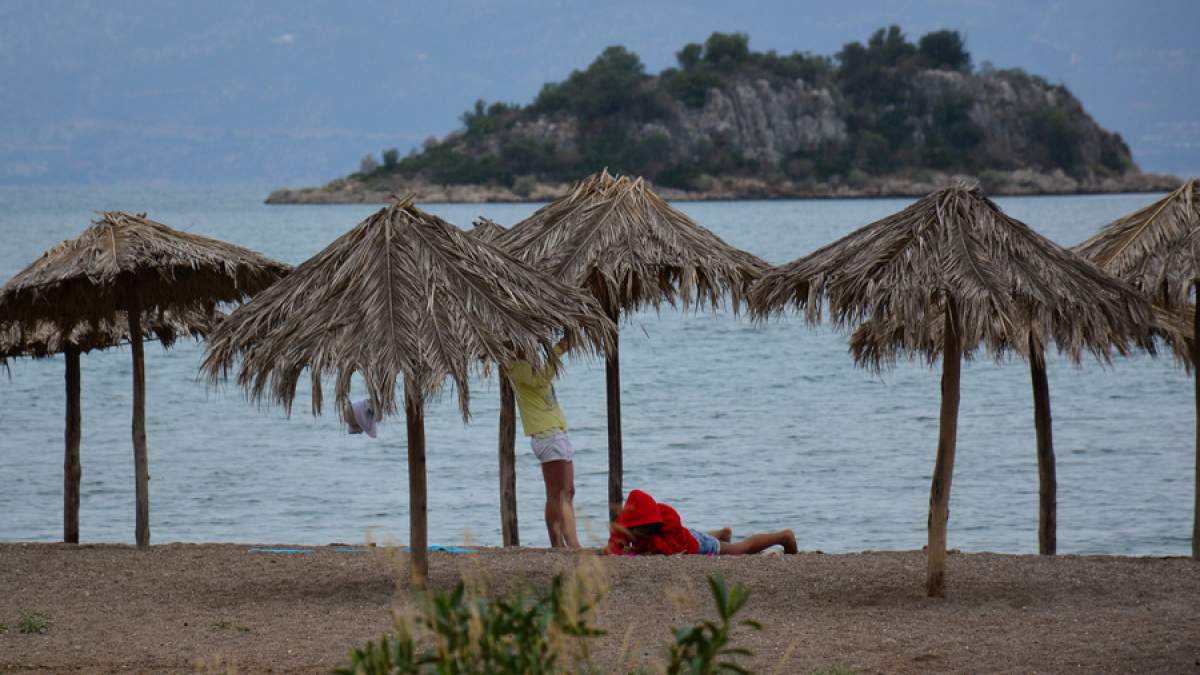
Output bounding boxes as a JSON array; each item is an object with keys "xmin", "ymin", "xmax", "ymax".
[{"xmin": 268, "ymin": 28, "xmax": 1178, "ymax": 204}]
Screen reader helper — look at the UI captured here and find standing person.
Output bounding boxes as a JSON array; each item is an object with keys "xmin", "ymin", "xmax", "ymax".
[{"xmin": 509, "ymin": 336, "xmax": 580, "ymax": 548}]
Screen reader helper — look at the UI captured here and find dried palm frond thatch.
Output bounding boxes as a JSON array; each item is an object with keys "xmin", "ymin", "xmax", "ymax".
[
  {"xmin": 498, "ymin": 169, "xmax": 768, "ymax": 519},
  {"xmin": 0, "ymin": 306, "xmax": 216, "ymax": 361},
  {"xmin": 749, "ymin": 184, "xmax": 1153, "ymax": 595},
  {"xmin": 203, "ymin": 197, "xmax": 613, "ymax": 422},
  {"xmin": 0, "ymin": 211, "xmax": 289, "ymax": 329},
  {"xmin": 500, "ymin": 170, "xmax": 767, "ymax": 315},
  {"xmin": 1074, "ymin": 179, "xmax": 1200, "ymax": 309},
  {"xmin": 467, "ymin": 217, "xmax": 508, "ymax": 244},
  {"xmin": 751, "ymin": 185, "xmax": 1150, "ymax": 363},
  {"xmin": 0, "ymin": 211, "xmax": 289, "ymax": 548},
  {"xmin": 201, "ymin": 196, "xmax": 615, "ymax": 584},
  {"xmin": 1073, "ymin": 179, "xmax": 1200, "ymax": 368},
  {"xmin": 1073, "ymin": 178, "xmax": 1200, "ymax": 559}
]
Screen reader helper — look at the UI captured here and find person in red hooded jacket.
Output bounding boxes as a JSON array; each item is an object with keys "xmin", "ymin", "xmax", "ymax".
[{"xmin": 604, "ymin": 489, "xmax": 797, "ymax": 556}]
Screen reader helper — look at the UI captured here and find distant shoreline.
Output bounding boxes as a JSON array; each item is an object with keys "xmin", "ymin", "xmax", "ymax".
[{"xmin": 265, "ymin": 168, "xmax": 1181, "ymax": 205}]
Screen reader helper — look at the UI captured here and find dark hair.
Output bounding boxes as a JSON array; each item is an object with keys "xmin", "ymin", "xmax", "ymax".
[{"xmin": 629, "ymin": 523, "xmax": 663, "ymax": 537}]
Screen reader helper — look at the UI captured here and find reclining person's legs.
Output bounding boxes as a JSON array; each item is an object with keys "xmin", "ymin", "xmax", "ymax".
[{"xmin": 718, "ymin": 529, "xmax": 797, "ymax": 555}]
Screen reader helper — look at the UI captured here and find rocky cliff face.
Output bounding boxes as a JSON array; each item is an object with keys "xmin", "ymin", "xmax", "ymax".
[
  {"xmin": 660, "ymin": 78, "xmax": 847, "ymax": 166},
  {"xmin": 615, "ymin": 67, "xmax": 1132, "ymax": 175}
]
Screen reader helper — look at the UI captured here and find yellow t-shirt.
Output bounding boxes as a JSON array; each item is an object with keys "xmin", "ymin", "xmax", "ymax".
[{"xmin": 508, "ymin": 349, "xmax": 568, "ymax": 437}]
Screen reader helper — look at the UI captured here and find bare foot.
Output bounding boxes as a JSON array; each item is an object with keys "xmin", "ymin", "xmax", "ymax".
[{"xmin": 781, "ymin": 529, "xmax": 798, "ymax": 554}]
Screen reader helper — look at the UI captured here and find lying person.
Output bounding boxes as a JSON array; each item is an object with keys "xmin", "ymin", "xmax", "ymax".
[{"xmin": 604, "ymin": 489, "xmax": 797, "ymax": 556}]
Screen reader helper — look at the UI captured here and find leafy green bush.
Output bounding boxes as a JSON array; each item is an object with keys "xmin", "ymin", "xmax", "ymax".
[
  {"xmin": 337, "ymin": 572, "xmax": 760, "ymax": 675},
  {"xmin": 336, "ymin": 574, "xmax": 605, "ymax": 675},
  {"xmin": 1031, "ymin": 107, "xmax": 1084, "ymax": 174},
  {"xmin": 664, "ymin": 574, "xmax": 760, "ymax": 675},
  {"xmin": 16, "ymin": 608, "xmax": 50, "ymax": 634},
  {"xmin": 917, "ymin": 30, "xmax": 971, "ymax": 72},
  {"xmin": 531, "ymin": 46, "xmax": 650, "ymax": 122}
]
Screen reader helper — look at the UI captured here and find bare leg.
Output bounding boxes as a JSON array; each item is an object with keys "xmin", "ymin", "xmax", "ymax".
[
  {"xmin": 718, "ymin": 529, "xmax": 797, "ymax": 555},
  {"xmin": 541, "ymin": 460, "xmax": 579, "ymax": 548},
  {"xmin": 707, "ymin": 527, "xmax": 732, "ymax": 542}
]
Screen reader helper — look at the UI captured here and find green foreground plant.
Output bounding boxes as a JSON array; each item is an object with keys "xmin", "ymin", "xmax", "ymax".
[
  {"xmin": 664, "ymin": 575, "xmax": 760, "ymax": 675},
  {"xmin": 338, "ymin": 572, "xmax": 758, "ymax": 674},
  {"xmin": 16, "ymin": 608, "xmax": 50, "ymax": 634},
  {"xmin": 337, "ymin": 573, "xmax": 605, "ymax": 675}
]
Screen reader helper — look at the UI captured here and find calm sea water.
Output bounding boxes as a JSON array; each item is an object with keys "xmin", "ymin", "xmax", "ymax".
[{"xmin": 0, "ymin": 185, "xmax": 1191, "ymax": 555}]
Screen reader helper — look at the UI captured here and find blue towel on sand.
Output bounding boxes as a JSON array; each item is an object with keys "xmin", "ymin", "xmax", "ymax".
[{"xmin": 248, "ymin": 546, "xmax": 476, "ymax": 554}]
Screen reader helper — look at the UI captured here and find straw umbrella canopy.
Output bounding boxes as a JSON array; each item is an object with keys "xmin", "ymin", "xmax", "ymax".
[
  {"xmin": 201, "ymin": 197, "xmax": 615, "ymax": 585},
  {"xmin": 0, "ymin": 308, "xmax": 216, "ymax": 543},
  {"xmin": 497, "ymin": 170, "xmax": 768, "ymax": 520},
  {"xmin": 0, "ymin": 211, "xmax": 290, "ymax": 548},
  {"xmin": 1073, "ymin": 178, "xmax": 1200, "ymax": 559},
  {"xmin": 465, "ymin": 217, "xmax": 522, "ymax": 546},
  {"xmin": 468, "ymin": 217, "xmax": 508, "ymax": 244},
  {"xmin": 749, "ymin": 184, "xmax": 1151, "ymax": 596}
]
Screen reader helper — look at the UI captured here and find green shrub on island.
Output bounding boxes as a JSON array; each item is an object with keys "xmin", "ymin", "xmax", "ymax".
[{"xmin": 337, "ymin": 573, "xmax": 759, "ymax": 675}]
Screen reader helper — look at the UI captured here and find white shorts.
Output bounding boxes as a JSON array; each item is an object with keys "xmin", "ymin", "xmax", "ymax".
[{"xmin": 530, "ymin": 430, "xmax": 574, "ymax": 464}]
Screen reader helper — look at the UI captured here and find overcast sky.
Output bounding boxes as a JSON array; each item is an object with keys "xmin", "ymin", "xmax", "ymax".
[{"xmin": 1, "ymin": 0, "xmax": 1196, "ymax": 186}]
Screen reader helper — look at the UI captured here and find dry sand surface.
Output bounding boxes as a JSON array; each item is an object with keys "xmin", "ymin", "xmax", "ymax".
[{"xmin": 1, "ymin": 542, "xmax": 1198, "ymax": 673}]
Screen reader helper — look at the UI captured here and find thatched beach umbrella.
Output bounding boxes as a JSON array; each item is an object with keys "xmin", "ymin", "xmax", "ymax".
[
  {"xmin": 749, "ymin": 185, "xmax": 1150, "ymax": 596},
  {"xmin": 0, "ymin": 308, "xmax": 215, "ymax": 543},
  {"xmin": 468, "ymin": 216, "xmax": 508, "ymax": 244},
  {"xmin": 466, "ymin": 217, "xmax": 521, "ymax": 547},
  {"xmin": 0, "ymin": 212, "xmax": 289, "ymax": 548},
  {"xmin": 202, "ymin": 197, "xmax": 615, "ymax": 585},
  {"xmin": 1073, "ymin": 178, "xmax": 1200, "ymax": 559},
  {"xmin": 498, "ymin": 170, "xmax": 767, "ymax": 520}
]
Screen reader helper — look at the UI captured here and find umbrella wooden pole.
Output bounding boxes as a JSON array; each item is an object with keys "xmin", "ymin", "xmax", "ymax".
[
  {"xmin": 64, "ymin": 346, "xmax": 81, "ymax": 544},
  {"xmin": 1028, "ymin": 340, "xmax": 1057, "ymax": 556},
  {"xmin": 498, "ymin": 369, "xmax": 519, "ymax": 547},
  {"xmin": 405, "ymin": 391, "xmax": 428, "ymax": 586},
  {"xmin": 606, "ymin": 318, "xmax": 623, "ymax": 522},
  {"xmin": 1192, "ymin": 282, "xmax": 1199, "ymax": 560},
  {"xmin": 128, "ymin": 291, "xmax": 150, "ymax": 549},
  {"xmin": 927, "ymin": 298, "xmax": 961, "ymax": 598}
]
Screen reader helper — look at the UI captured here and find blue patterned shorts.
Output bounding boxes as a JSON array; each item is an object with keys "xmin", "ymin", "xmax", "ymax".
[{"xmin": 689, "ymin": 528, "xmax": 720, "ymax": 555}]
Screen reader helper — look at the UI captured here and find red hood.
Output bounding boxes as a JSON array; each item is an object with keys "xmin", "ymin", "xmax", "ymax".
[
  {"xmin": 605, "ymin": 489, "xmax": 699, "ymax": 555},
  {"xmin": 614, "ymin": 489, "xmax": 664, "ymax": 529}
]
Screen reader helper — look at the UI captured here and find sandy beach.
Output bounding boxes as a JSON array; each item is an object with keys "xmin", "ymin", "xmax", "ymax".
[{"xmin": 1, "ymin": 543, "xmax": 1197, "ymax": 673}]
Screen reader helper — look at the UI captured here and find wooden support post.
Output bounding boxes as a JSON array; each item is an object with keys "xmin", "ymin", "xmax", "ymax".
[
  {"xmin": 64, "ymin": 346, "xmax": 81, "ymax": 544},
  {"xmin": 1029, "ymin": 337, "xmax": 1057, "ymax": 556},
  {"xmin": 1192, "ymin": 281, "xmax": 1199, "ymax": 560},
  {"xmin": 128, "ymin": 291, "xmax": 150, "ymax": 549},
  {"xmin": 606, "ymin": 308, "xmax": 623, "ymax": 522},
  {"xmin": 498, "ymin": 369, "xmax": 519, "ymax": 547},
  {"xmin": 405, "ymin": 390, "xmax": 429, "ymax": 586},
  {"xmin": 927, "ymin": 297, "xmax": 961, "ymax": 598}
]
